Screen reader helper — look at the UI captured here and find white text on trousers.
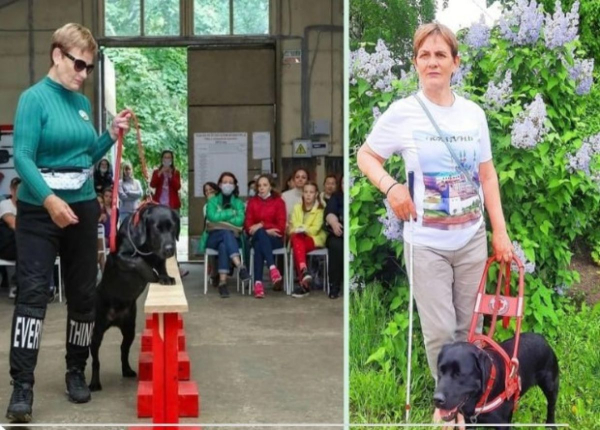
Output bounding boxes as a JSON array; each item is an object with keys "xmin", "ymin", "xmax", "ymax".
[
  {"xmin": 68, "ymin": 320, "xmax": 94, "ymax": 347},
  {"xmin": 13, "ymin": 317, "xmax": 42, "ymax": 349}
]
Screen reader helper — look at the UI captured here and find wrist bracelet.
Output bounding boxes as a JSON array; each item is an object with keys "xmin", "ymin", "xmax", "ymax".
[
  {"xmin": 385, "ymin": 182, "xmax": 400, "ymax": 198},
  {"xmin": 377, "ymin": 173, "xmax": 391, "ymax": 188}
]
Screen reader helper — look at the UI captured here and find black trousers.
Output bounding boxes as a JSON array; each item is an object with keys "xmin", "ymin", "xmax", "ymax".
[
  {"xmin": 10, "ymin": 199, "xmax": 99, "ymax": 385},
  {"xmin": 326, "ymin": 234, "xmax": 343, "ymax": 288}
]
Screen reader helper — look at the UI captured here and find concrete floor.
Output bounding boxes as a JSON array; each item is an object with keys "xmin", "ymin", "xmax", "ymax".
[{"xmin": 0, "ymin": 262, "xmax": 344, "ymax": 429}]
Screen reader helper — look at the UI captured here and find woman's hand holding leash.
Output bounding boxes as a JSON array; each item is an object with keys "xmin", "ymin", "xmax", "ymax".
[
  {"xmin": 387, "ymin": 183, "xmax": 416, "ymax": 222},
  {"xmin": 109, "ymin": 109, "xmax": 132, "ymax": 141},
  {"xmin": 43, "ymin": 195, "xmax": 79, "ymax": 228}
]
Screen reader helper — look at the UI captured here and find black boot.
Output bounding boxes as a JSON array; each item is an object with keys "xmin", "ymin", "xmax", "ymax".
[
  {"xmin": 65, "ymin": 368, "xmax": 91, "ymax": 403},
  {"xmin": 6, "ymin": 380, "xmax": 33, "ymax": 423}
]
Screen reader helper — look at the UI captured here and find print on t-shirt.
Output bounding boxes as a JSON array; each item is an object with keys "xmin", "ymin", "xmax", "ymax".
[{"xmin": 415, "ymin": 128, "xmax": 482, "ymax": 230}]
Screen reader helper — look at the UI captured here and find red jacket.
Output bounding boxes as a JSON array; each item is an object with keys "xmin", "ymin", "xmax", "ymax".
[
  {"xmin": 244, "ymin": 194, "xmax": 286, "ymax": 235},
  {"xmin": 150, "ymin": 168, "xmax": 181, "ymax": 209}
]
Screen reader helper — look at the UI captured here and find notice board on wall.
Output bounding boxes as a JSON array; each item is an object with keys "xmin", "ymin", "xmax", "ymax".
[{"xmin": 193, "ymin": 132, "xmax": 248, "ymax": 197}]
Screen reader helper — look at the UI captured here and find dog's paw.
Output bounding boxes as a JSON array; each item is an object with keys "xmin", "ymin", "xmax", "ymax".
[
  {"xmin": 89, "ymin": 381, "xmax": 102, "ymax": 392},
  {"xmin": 158, "ymin": 275, "xmax": 176, "ymax": 285},
  {"xmin": 122, "ymin": 368, "xmax": 137, "ymax": 378}
]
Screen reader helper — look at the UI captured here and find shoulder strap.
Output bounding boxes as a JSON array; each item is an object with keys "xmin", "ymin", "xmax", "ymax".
[{"xmin": 413, "ymin": 94, "xmax": 484, "ymax": 214}]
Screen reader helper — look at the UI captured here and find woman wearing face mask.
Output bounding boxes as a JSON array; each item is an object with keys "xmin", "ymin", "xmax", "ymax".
[
  {"xmin": 244, "ymin": 175, "xmax": 286, "ymax": 298},
  {"xmin": 204, "ymin": 172, "xmax": 250, "ymax": 298},
  {"xmin": 118, "ymin": 161, "xmax": 142, "ymax": 222},
  {"xmin": 93, "ymin": 158, "xmax": 113, "ymax": 195},
  {"xmin": 288, "ymin": 181, "xmax": 327, "ymax": 298},
  {"xmin": 201, "ymin": 181, "xmax": 219, "ymax": 286},
  {"xmin": 281, "ymin": 167, "xmax": 309, "ymax": 222},
  {"xmin": 150, "ymin": 150, "xmax": 181, "ymax": 211}
]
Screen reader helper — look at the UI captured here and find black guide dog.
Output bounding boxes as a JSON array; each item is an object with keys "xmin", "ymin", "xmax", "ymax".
[
  {"xmin": 88, "ymin": 204, "xmax": 180, "ymax": 391},
  {"xmin": 434, "ymin": 333, "xmax": 559, "ymax": 430}
]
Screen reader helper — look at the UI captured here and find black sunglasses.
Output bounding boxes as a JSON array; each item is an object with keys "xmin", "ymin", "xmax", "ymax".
[{"xmin": 61, "ymin": 50, "xmax": 94, "ymax": 74}]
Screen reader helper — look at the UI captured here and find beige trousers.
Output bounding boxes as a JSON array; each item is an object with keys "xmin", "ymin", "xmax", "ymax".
[{"xmin": 404, "ymin": 223, "xmax": 487, "ymax": 380}]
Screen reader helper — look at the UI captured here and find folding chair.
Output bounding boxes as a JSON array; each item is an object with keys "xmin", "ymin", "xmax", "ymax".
[
  {"xmin": 203, "ymin": 247, "xmax": 244, "ymax": 294},
  {"xmin": 288, "ymin": 248, "xmax": 329, "ymax": 296},
  {"xmin": 247, "ymin": 247, "xmax": 289, "ymax": 295}
]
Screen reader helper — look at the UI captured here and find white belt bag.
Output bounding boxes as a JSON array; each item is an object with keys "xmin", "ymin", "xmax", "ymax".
[{"xmin": 38, "ymin": 167, "xmax": 91, "ymax": 191}]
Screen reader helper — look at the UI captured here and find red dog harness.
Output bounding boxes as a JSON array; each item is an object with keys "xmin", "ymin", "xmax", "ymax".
[{"xmin": 468, "ymin": 256, "xmax": 525, "ymax": 415}]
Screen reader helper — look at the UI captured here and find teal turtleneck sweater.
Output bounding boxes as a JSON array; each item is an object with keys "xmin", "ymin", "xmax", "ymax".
[{"xmin": 13, "ymin": 76, "xmax": 115, "ymax": 206}]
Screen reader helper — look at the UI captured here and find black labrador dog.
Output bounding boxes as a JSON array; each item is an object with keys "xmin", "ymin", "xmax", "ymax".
[
  {"xmin": 88, "ymin": 204, "xmax": 180, "ymax": 391},
  {"xmin": 434, "ymin": 333, "xmax": 559, "ymax": 429}
]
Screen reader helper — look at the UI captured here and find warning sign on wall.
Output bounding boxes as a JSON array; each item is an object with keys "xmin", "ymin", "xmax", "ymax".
[{"xmin": 292, "ymin": 140, "xmax": 311, "ymax": 158}]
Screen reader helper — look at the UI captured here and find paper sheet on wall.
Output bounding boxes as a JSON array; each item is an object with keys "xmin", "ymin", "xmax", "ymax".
[
  {"xmin": 261, "ymin": 159, "xmax": 271, "ymax": 173},
  {"xmin": 252, "ymin": 132, "xmax": 271, "ymax": 160},
  {"xmin": 194, "ymin": 132, "xmax": 248, "ymax": 197}
]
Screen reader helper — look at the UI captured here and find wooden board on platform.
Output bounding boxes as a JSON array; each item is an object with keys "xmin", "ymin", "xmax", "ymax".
[{"xmin": 144, "ymin": 257, "xmax": 188, "ymax": 314}]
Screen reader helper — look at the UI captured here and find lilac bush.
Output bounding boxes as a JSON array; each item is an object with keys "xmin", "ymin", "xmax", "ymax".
[
  {"xmin": 378, "ymin": 199, "xmax": 403, "ymax": 241},
  {"xmin": 483, "ymin": 70, "xmax": 512, "ymax": 110},
  {"xmin": 349, "ymin": 39, "xmax": 399, "ymax": 93},
  {"xmin": 510, "ymin": 94, "xmax": 549, "ymax": 149},
  {"xmin": 465, "ymin": 15, "xmax": 490, "ymax": 50},
  {"xmin": 499, "ymin": 0, "xmax": 544, "ymax": 46},
  {"xmin": 568, "ymin": 58, "xmax": 594, "ymax": 95},
  {"xmin": 544, "ymin": 1, "xmax": 579, "ymax": 49},
  {"xmin": 512, "ymin": 241, "xmax": 536, "ymax": 274},
  {"xmin": 566, "ymin": 133, "xmax": 600, "ymax": 182}
]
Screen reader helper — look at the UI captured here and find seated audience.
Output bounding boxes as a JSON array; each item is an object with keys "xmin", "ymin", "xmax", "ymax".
[
  {"xmin": 244, "ymin": 175, "xmax": 286, "ymax": 298},
  {"xmin": 320, "ymin": 174, "xmax": 338, "ymax": 206},
  {"xmin": 94, "ymin": 158, "xmax": 113, "ymax": 195},
  {"xmin": 324, "ymin": 176, "xmax": 344, "ymax": 299},
  {"xmin": 281, "ymin": 167, "xmax": 309, "ymax": 222},
  {"xmin": 203, "ymin": 172, "xmax": 250, "ymax": 298},
  {"xmin": 289, "ymin": 181, "xmax": 327, "ymax": 298}
]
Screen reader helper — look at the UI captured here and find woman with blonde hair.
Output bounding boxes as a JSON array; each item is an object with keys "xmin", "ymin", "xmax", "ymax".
[
  {"xmin": 357, "ymin": 22, "xmax": 513, "ymax": 427},
  {"xmin": 288, "ymin": 181, "xmax": 326, "ymax": 298},
  {"xmin": 7, "ymin": 23, "xmax": 131, "ymax": 422}
]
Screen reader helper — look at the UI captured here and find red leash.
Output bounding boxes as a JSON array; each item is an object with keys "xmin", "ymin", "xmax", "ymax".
[
  {"xmin": 109, "ymin": 110, "xmax": 151, "ymax": 253},
  {"xmin": 468, "ymin": 255, "xmax": 525, "ymax": 415}
]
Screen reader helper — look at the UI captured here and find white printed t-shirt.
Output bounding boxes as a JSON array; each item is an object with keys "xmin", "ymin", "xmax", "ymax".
[{"xmin": 367, "ymin": 91, "xmax": 492, "ymax": 251}]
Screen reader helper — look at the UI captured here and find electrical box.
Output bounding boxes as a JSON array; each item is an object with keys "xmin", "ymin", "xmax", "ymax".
[
  {"xmin": 292, "ymin": 139, "xmax": 312, "ymax": 158},
  {"xmin": 311, "ymin": 141, "xmax": 330, "ymax": 156},
  {"xmin": 311, "ymin": 119, "xmax": 331, "ymax": 136}
]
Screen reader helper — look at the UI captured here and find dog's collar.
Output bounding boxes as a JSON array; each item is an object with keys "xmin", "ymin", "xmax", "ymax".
[{"xmin": 472, "ymin": 340, "xmax": 521, "ymax": 417}]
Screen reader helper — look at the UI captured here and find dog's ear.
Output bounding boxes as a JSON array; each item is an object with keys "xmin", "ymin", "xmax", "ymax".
[
  {"xmin": 131, "ymin": 206, "xmax": 150, "ymax": 247},
  {"xmin": 475, "ymin": 348, "xmax": 489, "ymax": 392}
]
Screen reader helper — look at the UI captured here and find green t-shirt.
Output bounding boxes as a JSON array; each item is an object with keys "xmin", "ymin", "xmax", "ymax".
[{"xmin": 14, "ymin": 76, "xmax": 115, "ymax": 206}]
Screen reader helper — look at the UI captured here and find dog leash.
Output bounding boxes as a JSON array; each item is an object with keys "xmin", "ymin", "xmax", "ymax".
[
  {"xmin": 404, "ymin": 171, "xmax": 415, "ymax": 423},
  {"xmin": 110, "ymin": 110, "xmax": 152, "ymax": 254}
]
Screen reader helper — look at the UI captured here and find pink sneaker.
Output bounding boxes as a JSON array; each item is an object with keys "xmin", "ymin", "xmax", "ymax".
[
  {"xmin": 254, "ymin": 282, "xmax": 265, "ymax": 298},
  {"xmin": 269, "ymin": 267, "xmax": 283, "ymax": 290}
]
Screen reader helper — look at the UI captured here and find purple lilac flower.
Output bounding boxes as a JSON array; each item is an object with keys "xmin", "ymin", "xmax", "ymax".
[
  {"xmin": 372, "ymin": 106, "xmax": 382, "ymax": 121},
  {"xmin": 466, "ymin": 15, "xmax": 491, "ymax": 50},
  {"xmin": 484, "ymin": 70, "xmax": 512, "ymax": 110},
  {"xmin": 499, "ymin": 0, "xmax": 544, "ymax": 46},
  {"xmin": 451, "ymin": 64, "xmax": 472, "ymax": 87},
  {"xmin": 566, "ymin": 133, "xmax": 600, "ymax": 182},
  {"xmin": 568, "ymin": 58, "xmax": 594, "ymax": 95},
  {"xmin": 350, "ymin": 39, "xmax": 399, "ymax": 93},
  {"xmin": 511, "ymin": 241, "xmax": 536, "ymax": 273},
  {"xmin": 378, "ymin": 199, "xmax": 403, "ymax": 241},
  {"xmin": 544, "ymin": 1, "xmax": 579, "ymax": 49},
  {"xmin": 510, "ymin": 94, "xmax": 548, "ymax": 149}
]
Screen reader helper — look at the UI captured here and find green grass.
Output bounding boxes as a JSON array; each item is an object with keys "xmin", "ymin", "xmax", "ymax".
[{"xmin": 350, "ymin": 284, "xmax": 600, "ymax": 428}]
